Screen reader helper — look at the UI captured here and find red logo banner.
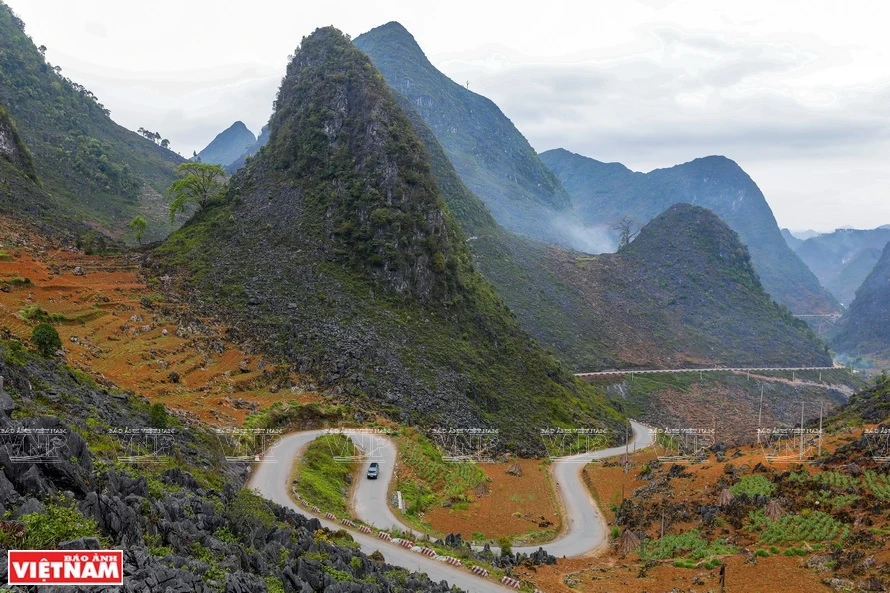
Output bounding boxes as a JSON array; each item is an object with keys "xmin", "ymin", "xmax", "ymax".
[{"xmin": 7, "ymin": 550, "xmax": 124, "ymax": 585}]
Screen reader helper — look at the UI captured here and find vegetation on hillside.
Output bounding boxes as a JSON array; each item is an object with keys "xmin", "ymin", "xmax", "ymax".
[
  {"xmin": 156, "ymin": 26, "xmax": 625, "ymax": 453},
  {"xmin": 551, "ymin": 205, "xmax": 832, "ymax": 369},
  {"xmin": 0, "ymin": 2, "xmax": 183, "ymax": 239},
  {"xmin": 354, "ymin": 22, "xmax": 589, "ymax": 250},
  {"xmin": 294, "ymin": 434, "xmax": 356, "ymax": 515},
  {"xmin": 0, "ymin": 107, "xmax": 94, "ymax": 240},
  {"xmin": 832, "ymin": 242, "xmax": 890, "ymax": 363},
  {"xmin": 540, "ymin": 148, "xmax": 840, "ymax": 316},
  {"xmin": 394, "ymin": 428, "xmax": 486, "ymax": 518}
]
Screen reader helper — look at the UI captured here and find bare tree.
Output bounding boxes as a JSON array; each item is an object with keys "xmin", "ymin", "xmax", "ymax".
[{"xmin": 613, "ymin": 217, "xmax": 639, "ymax": 250}]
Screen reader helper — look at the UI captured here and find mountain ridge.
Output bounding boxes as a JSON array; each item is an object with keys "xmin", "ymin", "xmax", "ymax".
[
  {"xmin": 394, "ymin": 92, "xmax": 830, "ymax": 370},
  {"xmin": 540, "ymin": 148, "xmax": 841, "ymax": 315},
  {"xmin": 156, "ymin": 26, "xmax": 625, "ymax": 452},
  {"xmin": 0, "ymin": 1, "xmax": 184, "ymax": 241},
  {"xmin": 792, "ymin": 227, "xmax": 890, "ymax": 307},
  {"xmin": 546, "ymin": 203, "xmax": 832, "ymax": 368},
  {"xmin": 196, "ymin": 120, "xmax": 256, "ymax": 167},
  {"xmin": 831, "ymin": 241, "xmax": 890, "ymax": 361},
  {"xmin": 354, "ymin": 22, "xmax": 608, "ymax": 252}
]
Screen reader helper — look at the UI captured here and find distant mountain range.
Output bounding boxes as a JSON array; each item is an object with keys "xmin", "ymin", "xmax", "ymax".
[
  {"xmin": 784, "ymin": 227, "xmax": 890, "ymax": 307},
  {"xmin": 781, "ymin": 228, "xmax": 804, "ymax": 251},
  {"xmin": 540, "ymin": 149, "xmax": 840, "ymax": 315},
  {"xmin": 227, "ymin": 124, "xmax": 269, "ymax": 173},
  {"xmin": 350, "ymin": 22, "xmax": 832, "ymax": 370},
  {"xmin": 156, "ymin": 26, "xmax": 625, "ymax": 452},
  {"xmin": 195, "ymin": 121, "xmax": 256, "ymax": 167},
  {"xmin": 0, "ymin": 3, "xmax": 183, "ymax": 240},
  {"xmin": 353, "ymin": 22, "xmax": 607, "ymax": 252},
  {"xmin": 832, "ymin": 241, "xmax": 890, "ymax": 361}
]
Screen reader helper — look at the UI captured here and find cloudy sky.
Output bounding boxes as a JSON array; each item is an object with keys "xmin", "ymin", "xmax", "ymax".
[{"xmin": 6, "ymin": 0, "xmax": 890, "ymax": 231}]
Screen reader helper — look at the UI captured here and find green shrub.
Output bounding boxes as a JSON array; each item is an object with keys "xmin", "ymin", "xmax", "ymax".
[
  {"xmin": 149, "ymin": 403, "xmax": 168, "ymax": 429},
  {"xmin": 639, "ymin": 530, "xmax": 736, "ymax": 562},
  {"xmin": 225, "ymin": 489, "xmax": 276, "ymax": 546},
  {"xmin": 755, "ymin": 511, "xmax": 847, "ymax": 546},
  {"xmin": 0, "ymin": 499, "xmax": 101, "ymax": 549},
  {"xmin": 21, "ymin": 305, "xmax": 66, "ymax": 324},
  {"xmin": 295, "ymin": 434, "xmax": 354, "ymax": 514},
  {"xmin": 31, "ymin": 322, "xmax": 61, "ymax": 356},
  {"xmin": 213, "ymin": 526, "xmax": 239, "ymax": 545},
  {"xmin": 729, "ymin": 474, "xmax": 776, "ymax": 498},
  {"xmin": 265, "ymin": 576, "xmax": 286, "ymax": 593},
  {"xmin": 498, "ymin": 536, "xmax": 513, "ymax": 556}
]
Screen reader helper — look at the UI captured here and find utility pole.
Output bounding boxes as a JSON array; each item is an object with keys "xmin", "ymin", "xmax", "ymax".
[
  {"xmin": 661, "ymin": 508, "xmax": 665, "ymax": 540},
  {"xmin": 757, "ymin": 383, "xmax": 764, "ymax": 444},
  {"xmin": 818, "ymin": 402, "xmax": 824, "ymax": 456},
  {"xmin": 799, "ymin": 401, "xmax": 805, "ymax": 461},
  {"xmin": 624, "ymin": 422, "xmax": 629, "ymax": 474}
]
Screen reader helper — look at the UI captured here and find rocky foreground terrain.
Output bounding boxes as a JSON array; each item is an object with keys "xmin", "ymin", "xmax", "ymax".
[{"xmin": 0, "ymin": 343, "xmax": 463, "ymax": 592}]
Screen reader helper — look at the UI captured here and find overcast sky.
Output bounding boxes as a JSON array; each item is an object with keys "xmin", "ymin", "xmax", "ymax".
[{"xmin": 6, "ymin": 0, "xmax": 890, "ymax": 231}]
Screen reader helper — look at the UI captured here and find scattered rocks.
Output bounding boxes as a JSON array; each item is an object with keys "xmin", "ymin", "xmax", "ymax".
[
  {"xmin": 506, "ymin": 462, "xmax": 522, "ymax": 476},
  {"xmin": 824, "ymin": 577, "xmax": 855, "ymax": 591},
  {"xmin": 59, "ymin": 537, "xmax": 101, "ymax": 550},
  {"xmin": 857, "ymin": 577, "xmax": 886, "ymax": 592},
  {"xmin": 806, "ymin": 554, "xmax": 833, "ymax": 572},
  {"xmin": 71, "ymin": 266, "xmax": 84, "ymax": 276}
]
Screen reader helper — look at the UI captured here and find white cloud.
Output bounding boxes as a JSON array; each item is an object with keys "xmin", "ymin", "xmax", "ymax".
[{"xmin": 5, "ymin": 0, "xmax": 890, "ymax": 230}]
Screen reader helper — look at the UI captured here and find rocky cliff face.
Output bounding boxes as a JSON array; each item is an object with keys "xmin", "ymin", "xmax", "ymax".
[
  {"xmin": 354, "ymin": 22, "xmax": 600, "ymax": 251},
  {"xmin": 0, "ymin": 104, "xmax": 37, "ymax": 183},
  {"xmin": 156, "ymin": 27, "xmax": 625, "ymax": 453},
  {"xmin": 0, "ymin": 343, "xmax": 463, "ymax": 592}
]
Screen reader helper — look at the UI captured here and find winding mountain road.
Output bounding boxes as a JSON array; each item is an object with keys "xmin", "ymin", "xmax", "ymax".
[
  {"xmin": 575, "ymin": 365, "xmax": 840, "ymax": 378},
  {"xmin": 248, "ymin": 421, "xmax": 654, "ymax": 590}
]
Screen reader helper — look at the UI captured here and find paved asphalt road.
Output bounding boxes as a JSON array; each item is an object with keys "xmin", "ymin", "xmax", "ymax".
[
  {"xmin": 247, "ymin": 429, "xmax": 508, "ymax": 592},
  {"xmin": 575, "ymin": 366, "xmax": 839, "ymax": 377},
  {"xmin": 248, "ymin": 421, "xmax": 655, "ymax": 590}
]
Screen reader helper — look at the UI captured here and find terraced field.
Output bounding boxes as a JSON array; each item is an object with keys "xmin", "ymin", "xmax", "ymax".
[{"xmin": 0, "ymin": 226, "xmax": 322, "ymax": 424}]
